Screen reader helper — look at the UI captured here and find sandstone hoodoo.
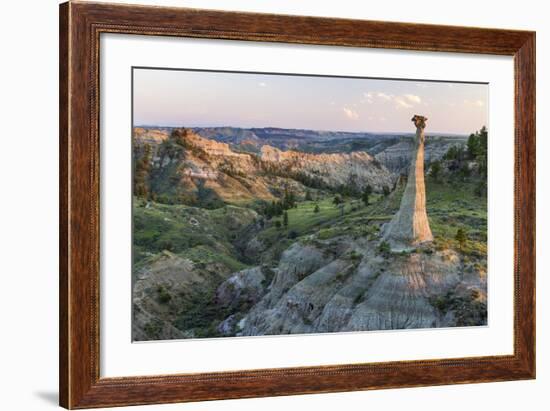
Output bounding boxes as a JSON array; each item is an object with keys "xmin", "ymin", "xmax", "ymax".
[{"xmin": 383, "ymin": 115, "xmax": 433, "ymax": 250}]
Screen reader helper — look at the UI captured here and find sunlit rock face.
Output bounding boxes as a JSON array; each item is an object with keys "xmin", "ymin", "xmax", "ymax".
[
  {"xmin": 383, "ymin": 115, "xmax": 433, "ymax": 250},
  {"xmin": 235, "ymin": 239, "xmax": 480, "ymax": 336}
]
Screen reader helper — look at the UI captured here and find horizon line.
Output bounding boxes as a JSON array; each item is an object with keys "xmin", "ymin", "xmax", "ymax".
[{"xmin": 133, "ymin": 124, "xmax": 475, "ymax": 137}]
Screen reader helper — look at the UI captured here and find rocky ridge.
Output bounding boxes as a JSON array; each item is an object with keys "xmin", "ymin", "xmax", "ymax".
[
  {"xmin": 134, "ymin": 128, "xmax": 396, "ymax": 205},
  {"xmin": 217, "ymin": 238, "xmax": 485, "ymax": 337}
]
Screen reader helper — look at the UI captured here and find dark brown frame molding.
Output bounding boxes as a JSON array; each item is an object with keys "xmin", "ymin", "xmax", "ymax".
[{"xmin": 59, "ymin": 1, "xmax": 536, "ymax": 408}]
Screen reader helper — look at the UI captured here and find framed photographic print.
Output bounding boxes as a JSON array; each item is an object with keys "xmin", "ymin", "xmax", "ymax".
[{"xmin": 59, "ymin": 1, "xmax": 535, "ymax": 409}]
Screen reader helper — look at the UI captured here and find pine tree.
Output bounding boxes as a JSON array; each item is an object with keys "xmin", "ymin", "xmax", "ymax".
[
  {"xmin": 467, "ymin": 132, "xmax": 481, "ymax": 159},
  {"xmin": 362, "ymin": 185, "xmax": 373, "ymax": 206},
  {"xmin": 282, "ymin": 187, "xmax": 296, "ymax": 209},
  {"xmin": 477, "ymin": 126, "xmax": 488, "ymax": 177},
  {"xmin": 455, "ymin": 228, "xmax": 467, "ymax": 249},
  {"xmin": 171, "ymin": 128, "xmax": 190, "ymax": 148},
  {"xmin": 430, "ymin": 161, "xmax": 442, "ymax": 181}
]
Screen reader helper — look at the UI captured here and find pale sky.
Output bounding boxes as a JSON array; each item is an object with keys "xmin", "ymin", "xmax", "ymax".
[{"xmin": 133, "ymin": 68, "xmax": 488, "ymax": 135}]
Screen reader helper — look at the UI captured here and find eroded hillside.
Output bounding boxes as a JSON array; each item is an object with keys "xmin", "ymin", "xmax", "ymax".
[
  {"xmin": 132, "ymin": 126, "xmax": 486, "ymax": 341},
  {"xmin": 134, "ymin": 128, "xmax": 395, "ymax": 207}
]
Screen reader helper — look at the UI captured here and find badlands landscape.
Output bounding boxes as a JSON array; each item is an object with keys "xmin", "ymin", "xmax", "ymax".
[{"xmin": 132, "ymin": 125, "xmax": 488, "ymax": 341}]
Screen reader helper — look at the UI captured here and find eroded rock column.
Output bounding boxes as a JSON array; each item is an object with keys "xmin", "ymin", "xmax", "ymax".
[{"xmin": 383, "ymin": 115, "xmax": 433, "ymax": 249}]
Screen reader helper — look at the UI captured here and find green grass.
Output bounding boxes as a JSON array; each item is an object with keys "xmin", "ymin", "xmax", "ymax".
[
  {"xmin": 426, "ymin": 178, "xmax": 487, "ymax": 256},
  {"xmin": 262, "ymin": 176, "xmax": 488, "ymax": 258},
  {"xmin": 133, "ymin": 198, "xmax": 257, "ymax": 266},
  {"xmin": 180, "ymin": 245, "xmax": 248, "ymax": 272},
  {"xmin": 135, "ymin": 174, "xmax": 487, "ymax": 274},
  {"xmin": 255, "ymin": 193, "xmax": 394, "ymax": 247}
]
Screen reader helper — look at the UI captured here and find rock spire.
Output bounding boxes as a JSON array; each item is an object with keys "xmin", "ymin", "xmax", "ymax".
[{"xmin": 383, "ymin": 115, "xmax": 433, "ymax": 249}]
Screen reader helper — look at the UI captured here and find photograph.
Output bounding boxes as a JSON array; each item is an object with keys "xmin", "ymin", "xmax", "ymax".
[
  {"xmin": 131, "ymin": 68, "xmax": 489, "ymax": 341},
  {"xmin": 0, "ymin": 0, "xmax": 542, "ymax": 409}
]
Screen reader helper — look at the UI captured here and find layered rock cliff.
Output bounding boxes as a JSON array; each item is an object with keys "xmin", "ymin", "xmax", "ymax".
[
  {"xmin": 260, "ymin": 145, "xmax": 393, "ymax": 192},
  {"xmin": 134, "ymin": 128, "xmax": 396, "ymax": 206}
]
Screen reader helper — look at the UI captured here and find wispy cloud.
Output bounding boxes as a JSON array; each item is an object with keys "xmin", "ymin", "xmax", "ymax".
[
  {"xmin": 376, "ymin": 92, "xmax": 393, "ymax": 101},
  {"xmin": 394, "ymin": 96, "xmax": 413, "ymax": 108},
  {"xmin": 394, "ymin": 94, "xmax": 422, "ymax": 109},
  {"xmin": 404, "ymin": 94, "xmax": 422, "ymax": 104},
  {"xmin": 363, "ymin": 92, "xmax": 421, "ymax": 109},
  {"xmin": 343, "ymin": 107, "xmax": 359, "ymax": 120},
  {"xmin": 362, "ymin": 92, "xmax": 374, "ymax": 104}
]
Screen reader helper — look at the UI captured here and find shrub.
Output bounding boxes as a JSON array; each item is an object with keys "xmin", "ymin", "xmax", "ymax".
[
  {"xmin": 287, "ymin": 230, "xmax": 299, "ymax": 239},
  {"xmin": 475, "ymin": 181, "xmax": 487, "ymax": 197},
  {"xmin": 143, "ymin": 319, "xmax": 163, "ymax": 339},
  {"xmin": 378, "ymin": 241, "xmax": 391, "ymax": 257},
  {"xmin": 362, "ymin": 185, "xmax": 373, "ymax": 206},
  {"xmin": 430, "ymin": 160, "xmax": 442, "ymax": 181},
  {"xmin": 455, "ymin": 228, "xmax": 467, "ymax": 249},
  {"xmin": 156, "ymin": 286, "xmax": 172, "ymax": 304}
]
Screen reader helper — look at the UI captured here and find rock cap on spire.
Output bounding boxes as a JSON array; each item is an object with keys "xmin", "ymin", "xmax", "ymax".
[{"xmin": 412, "ymin": 115, "xmax": 428, "ymax": 129}]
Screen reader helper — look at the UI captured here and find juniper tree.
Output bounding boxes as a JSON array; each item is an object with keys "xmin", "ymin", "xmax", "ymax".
[
  {"xmin": 455, "ymin": 228, "xmax": 467, "ymax": 249},
  {"xmin": 362, "ymin": 185, "xmax": 373, "ymax": 206},
  {"xmin": 430, "ymin": 160, "xmax": 442, "ymax": 181}
]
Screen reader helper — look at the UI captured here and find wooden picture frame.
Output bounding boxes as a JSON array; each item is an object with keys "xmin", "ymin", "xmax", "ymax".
[{"xmin": 59, "ymin": 1, "xmax": 535, "ymax": 408}]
